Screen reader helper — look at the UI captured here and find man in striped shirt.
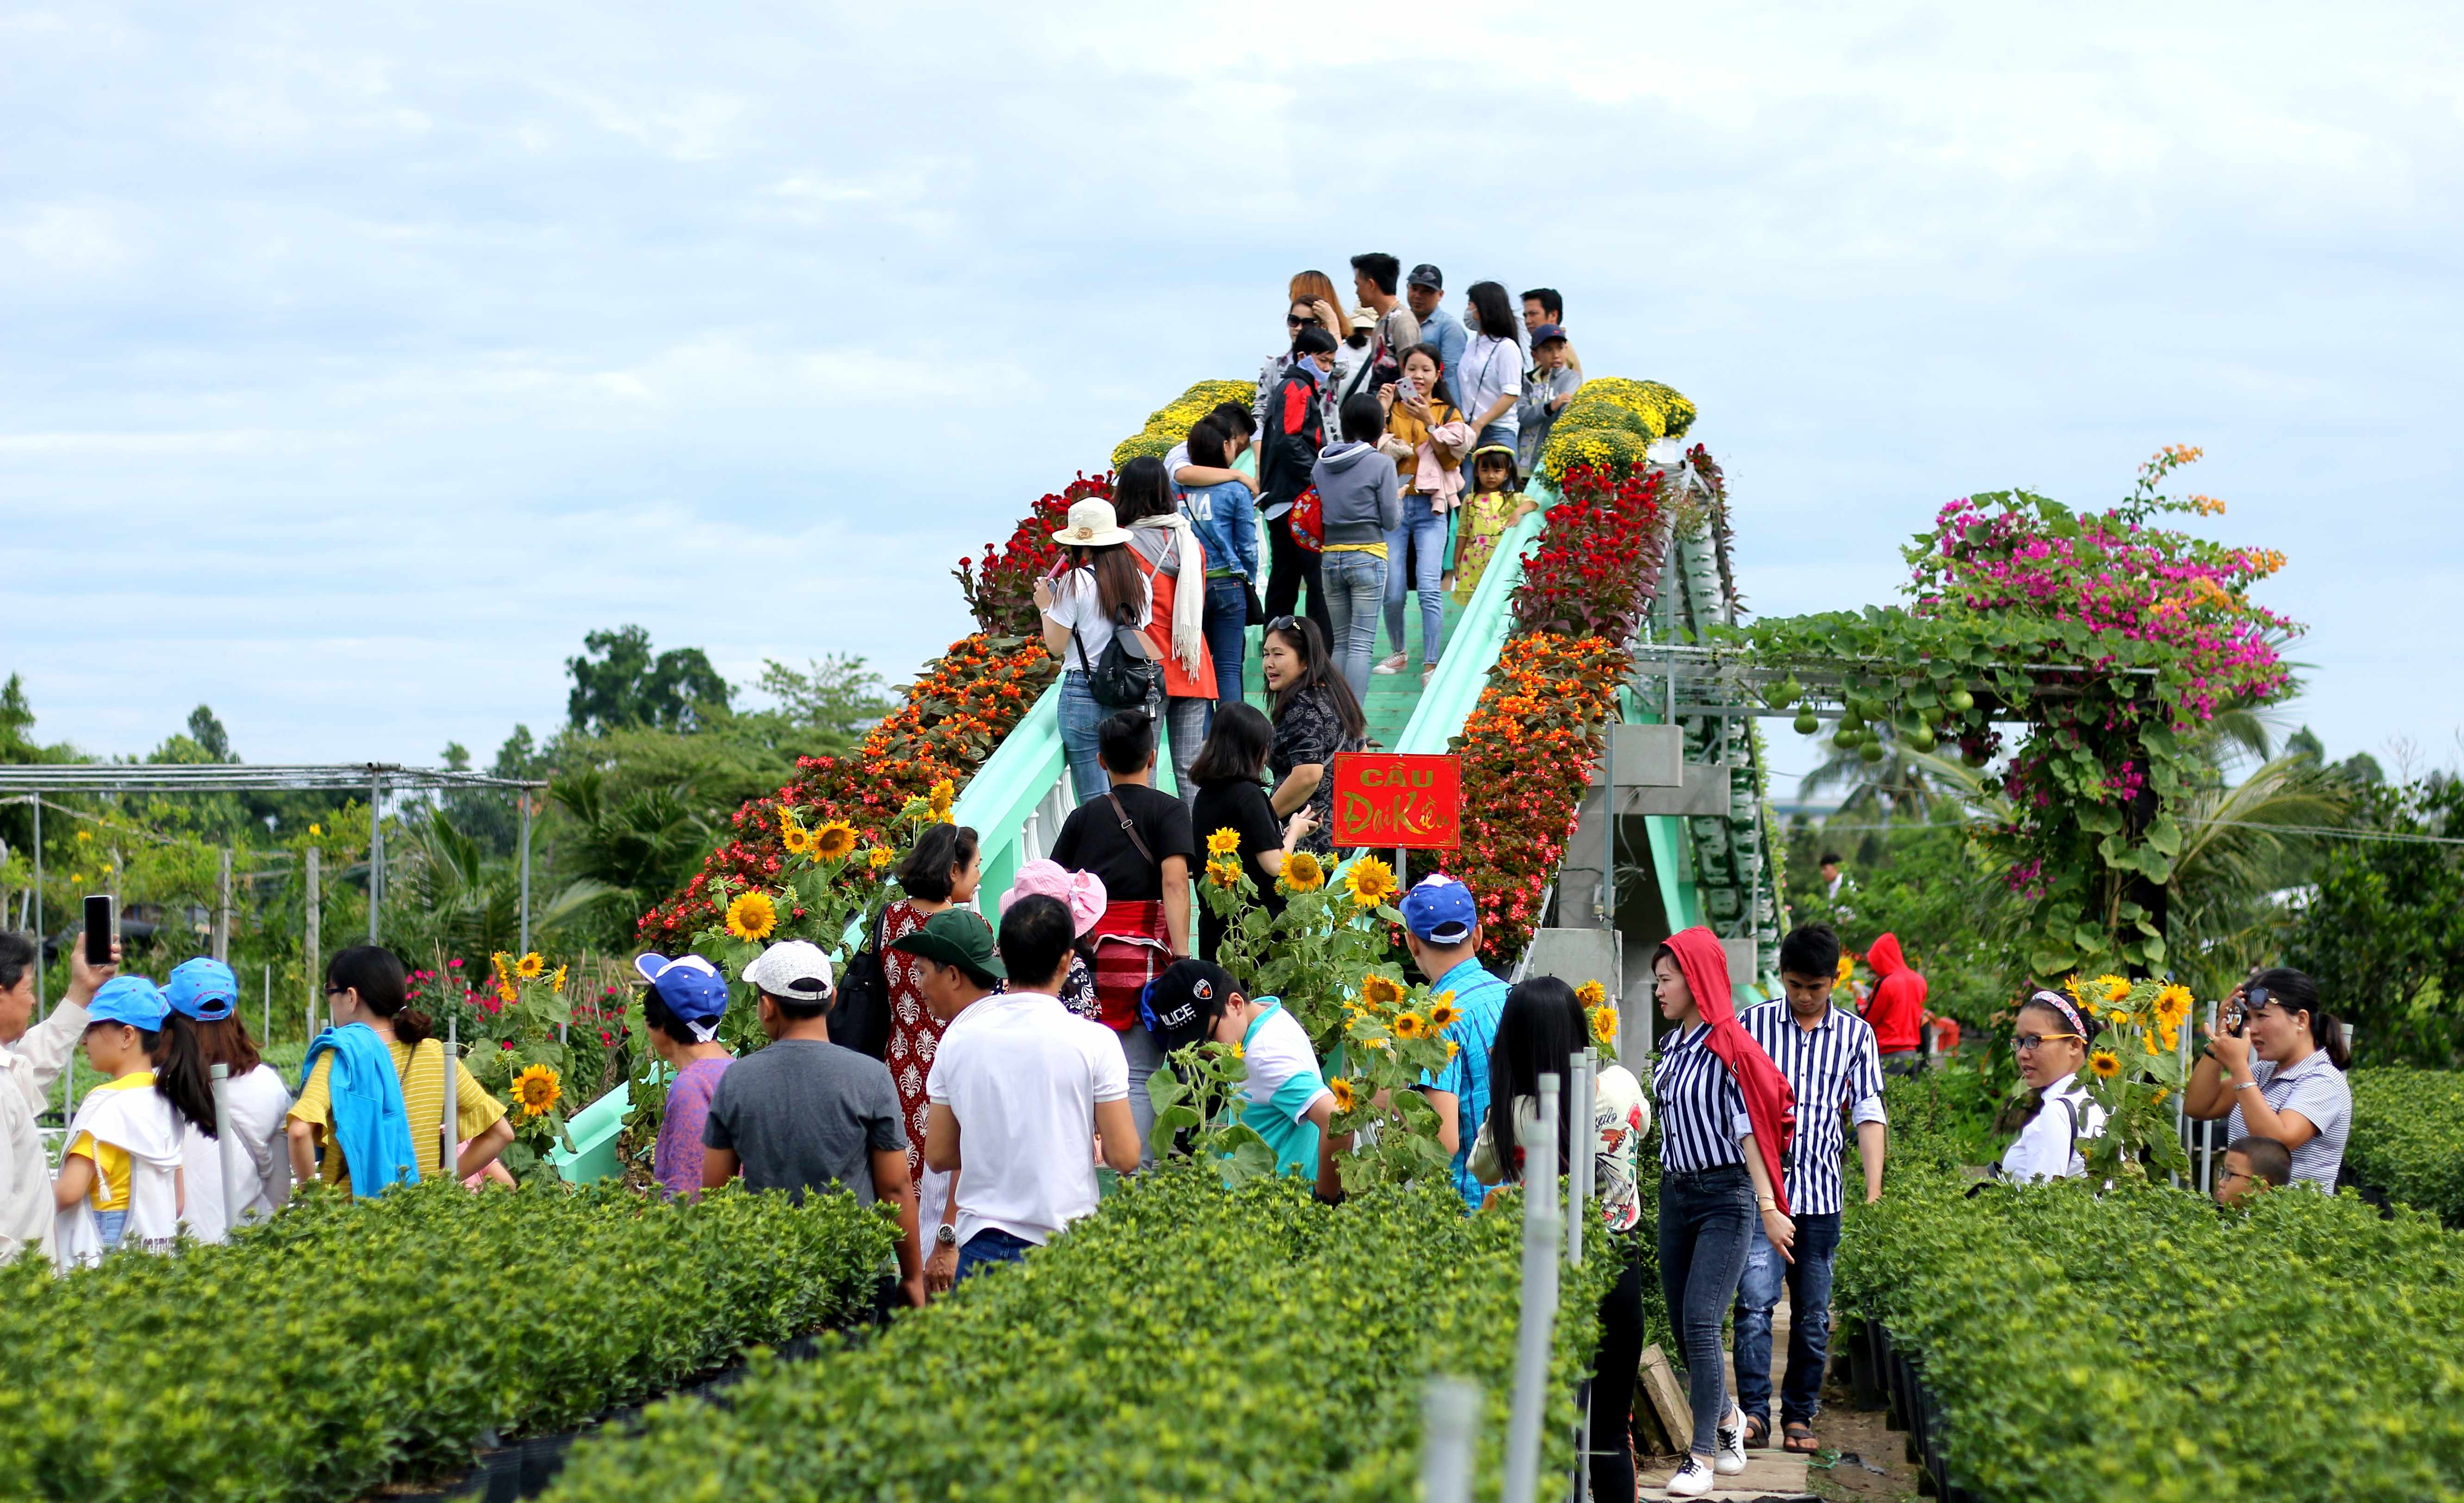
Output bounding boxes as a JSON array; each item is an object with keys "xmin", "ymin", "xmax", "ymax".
[{"xmin": 1733, "ymin": 924, "xmax": 1887, "ymax": 1454}]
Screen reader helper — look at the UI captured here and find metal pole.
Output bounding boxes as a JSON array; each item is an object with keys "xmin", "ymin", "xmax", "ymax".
[
  {"xmin": 1603, "ymin": 740, "xmax": 1616, "ymax": 925},
  {"xmin": 518, "ymin": 792, "xmax": 534, "ymax": 955},
  {"xmin": 2198, "ymin": 999, "xmax": 2216, "ymax": 1194},
  {"xmin": 30, "ymin": 796, "xmax": 42, "ymax": 1012},
  {"xmin": 1396, "ymin": 846, "xmax": 1406, "ymax": 896},
  {"xmin": 262, "ymin": 964, "xmax": 271, "ymax": 1049},
  {"xmin": 2172, "ymin": 1005, "xmax": 2190, "ymax": 1189},
  {"xmin": 305, "ymin": 846, "xmax": 322, "ymax": 1035},
  {"xmin": 1420, "ymin": 1376, "xmax": 1481, "ymax": 1503},
  {"xmin": 1503, "ymin": 1073, "xmax": 1563, "ymax": 1503},
  {"xmin": 367, "ymin": 774, "xmax": 382, "ymax": 942},
  {"xmin": 213, "ymin": 847, "xmax": 233, "ymax": 961},
  {"xmin": 1567, "ymin": 1049, "xmax": 1589, "ymax": 1268},
  {"xmin": 209, "ymin": 1061, "xmax": 234, "ymax": 1229},
  {"xmin": 443, "ymin": 1014, "xmax": 459, "ymax": 1182}
]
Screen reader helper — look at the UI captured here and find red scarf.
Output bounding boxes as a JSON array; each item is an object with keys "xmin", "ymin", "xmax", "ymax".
[{"xmin": 1664, "ymin": 926, "xmax": 1797, "ymax": 1217}]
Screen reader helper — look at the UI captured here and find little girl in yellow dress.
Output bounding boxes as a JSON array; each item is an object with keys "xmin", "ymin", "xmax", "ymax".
[{"xmin": 1450, "ymin": 445, "xmax": 1541, "ymax": 605}]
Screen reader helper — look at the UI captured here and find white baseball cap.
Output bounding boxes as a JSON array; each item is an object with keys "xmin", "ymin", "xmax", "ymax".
[{"xmin": 741, "ymin": 939, "xmax": 834, "ymax": 1004}]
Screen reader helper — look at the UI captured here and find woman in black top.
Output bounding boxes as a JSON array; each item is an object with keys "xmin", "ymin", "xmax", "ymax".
[
  {"xmin": 1188, "ymin": 703, "xmax": 1317, "ymax": 962},
  {"xmin": 1260, "ymin": 615, "xmax": 1366, "ymax": 857}
]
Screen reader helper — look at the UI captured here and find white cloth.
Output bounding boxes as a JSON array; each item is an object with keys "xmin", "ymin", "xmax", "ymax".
[
  {"xmin": 0, "ymin": 998, "xmax": 87, "ymax": 1264},
  {"xmin": 1997, "ymin": 1078, "xmax": 2108, "ymax": 1183},
  {"xmin": 1240, "ymin": 1002, "xmax": 1332, "ymax": 1119},
  {"xmin": 926, "ymin": 991, "xmax": 1128, "ymax": 1247},
  {"xmin": 1457, "ymin": 334, "xmax": 1524, "ymax": 432},
  {"xmin": 1045, "ymin": 567, "xmax": 1154, "ymax": 674},
  {"xmin": 1157, "ymin": 514, "xmax": 1208, "ymax": 676},
  {"xmin": 178, "ymin": 1063, "xmax": 293, "ymax": 1244},
  {"xmin": 55, "ymin": 1077, "xmax": 185, "ymax": 1267}
]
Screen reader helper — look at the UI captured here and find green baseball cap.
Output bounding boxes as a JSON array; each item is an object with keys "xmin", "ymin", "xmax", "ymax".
[{"xmin": 888, "ymin": 908, "xmax": 1006, "ymax": 985}]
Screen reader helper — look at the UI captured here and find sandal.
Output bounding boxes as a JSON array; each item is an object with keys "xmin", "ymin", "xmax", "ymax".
[
  {"xmin": 1742, "ymin": 1413, "xmax": 1770, "ymax": 1449},
  {"xmin": 1783, "ymin": 1421, "xmax": 1820, "ymax": 1453}
]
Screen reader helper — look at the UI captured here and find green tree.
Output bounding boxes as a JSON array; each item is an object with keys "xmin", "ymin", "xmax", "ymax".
[
  {"xmin": 2281, "ymin": 776, "xmax": 2464, "ymax": 1067},
  {"xmin": 565, "ymin": 626, "xmax": 731, "ymax": 735}
]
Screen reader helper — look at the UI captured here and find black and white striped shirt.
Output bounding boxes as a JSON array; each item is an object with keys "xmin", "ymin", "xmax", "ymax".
[
  {"xmin": 1740, "ymin": 1000, "xmax": 1888, "ymax": 1216},
  {"xmin": 1653, "ymin": 1023, "xmax": 1753, "ymax": 1173}
]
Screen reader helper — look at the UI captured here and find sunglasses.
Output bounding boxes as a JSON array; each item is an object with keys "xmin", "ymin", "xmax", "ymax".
[
  {"xmin": 2013, "ymin": 1032, "xmax": 2083, "ymax": 1053},
  {"xmin": 1265, "ymin": 616, "xmax": 1302, "ymax": 636},
  {"xmin": 1286, "ymin": 314, "xmax": 1310, "ymax": 326}
]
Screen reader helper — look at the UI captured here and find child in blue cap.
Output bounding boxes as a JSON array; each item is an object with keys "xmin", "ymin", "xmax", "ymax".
[
  {"xmin": 163, "ymin": 957, "xmax": 295, "ymax": 1240},
  {"xmin": 53, "ymin": 976, "xmax": 214, "ymax": 1263},
  {"xmin": 634, "ymin": 953, "xmax": 734, "ymax": 1200}
]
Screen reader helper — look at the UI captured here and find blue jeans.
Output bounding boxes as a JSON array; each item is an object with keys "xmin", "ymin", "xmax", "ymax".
[
  {"xmin": 1319, "ymin": 549, "xmax": 1386, "ymax": 700},
  {"xmin": 1059, "ymin": 670, "xmax": 1109, "ymax": 805},
  {"xmin": 1657, "ymin": 1164, "xmax": 1755, "ymax": 1458},
  {"xmin": 94, "ymin": 1208, "xmax": 129, "ymax": 1251},
  {"xmin": 1382, "ymin": 495, "xmax": 1446, "ymax": 666},
  {"xmin": 956, "ymin": 1226, "xmax": 1034, "ymax": 1281},
  {"xmin": 1733, "ymin": 1210, "xmax": 1843, "ymax": 1427},
  {"xmin": 1203, "ymin": 575, "xmax": 1251, "ymax": 714}
]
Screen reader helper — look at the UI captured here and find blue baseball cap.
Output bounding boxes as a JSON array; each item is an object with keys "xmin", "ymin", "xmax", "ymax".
[
  {"xmin": 1400, "ymin": 874, "xmax": 1479, "ymax": 945},
  {"xmin": 634, "ymin": 953, "xmax": 730, "ymax": 1024},
  {"xmin": 89, "ymin": 975, "xmax": 169, "ymax": 1032},
  {"xmin": 164, "ymin": 957, "xmax": 239, "ymax": 1022}
]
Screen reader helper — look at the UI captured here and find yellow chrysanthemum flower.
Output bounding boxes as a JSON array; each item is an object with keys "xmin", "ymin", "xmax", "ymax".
[
  {"xmin": 1393, "ymin": 1011, "xmax": 1426, "ymax": 1039},
  {"xmin": 725, "ymin": 891, "xmax": 779, "ymax": 941},
  {"xmin": 811, "ymin": 822, "xmax": 858, "ymax": 861},
  {"xmin": 1574, "ymin": 979, "xmax": 1607, "ymax": 1010},
  {"xmin": 1281, "ymin": 851, "xmax": 1326, "ymax": 892},
  {"xmin": 1328, "ymin": 1077, "xmax": 1358, "ymax": 1114},
  {"xmin": 1206, "ymin": 826, "xmax": 1243, "ymax": 857},
  {"xmin": 1360, "ymin": 973, "xmax": 1405, "ymax": 1010},
  {"xmin": 1345, "ymin": 856, "xmax": 1397, "ymax": 909},
  {"xmin": 1427, "ymin": 997, "xmax": 1461, "ymax": 1030},
  {"xmin": 929, "ymin": 779, "xmax": 957, "ymax": 817},
  {"xmin": 2089, "ymin": 1050, "xmax": 2121, "ymax": 1080},
  {"xmin": 514, "ymin": 952, "xmax": 545, "ymax": 979},
  {"xmin": 512, "ymin": 1064, "xmax": 561, "ymax": 1119},
  {"xmin": 869, "ymin": 846, "xmax": 896, "ymax": 870},
  {"xmin": 1590, "ymin": 1005, "xmax": 1619, "ymax": 1045}
]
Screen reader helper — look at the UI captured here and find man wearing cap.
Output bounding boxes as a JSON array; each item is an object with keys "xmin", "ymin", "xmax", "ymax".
[
  {"xmin": 633, "ymin": 953, "xmax": 734, "ymax": 1201},
  {"xmin": 163, "ymin": 956, "xmax": 294, "ymax": 1241},
  {"xmin": 0, "ymin": 931, "xmax": 114, "ymax": 1263},
  {"xmin": 1515, "ymin": 322, "xmax": 1582, "ymax": 476},
  {"xmin": 1404, "ymin": 264, "xmax": 1467, "ymax": 390},
  {"xmin": 1401, "ymin": 874, "xmax": 1511, "ymax": 1211},
  {"xmin": 885, "ymin": 908, "xmax": 1006, "ymax": 1294},
  {"xmin": 701, "ymin": 939, "xmax": 924, "ymax": 1309}
]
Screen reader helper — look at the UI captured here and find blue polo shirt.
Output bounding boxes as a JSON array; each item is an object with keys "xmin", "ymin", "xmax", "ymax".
[{"xmin": 1420, "ymin": 955, "xmax": 1509, "ymax": 1211}]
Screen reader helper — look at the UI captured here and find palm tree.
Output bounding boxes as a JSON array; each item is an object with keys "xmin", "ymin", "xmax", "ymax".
[
  {"xmin": 548, "ymin": 769, "xmax": 716, "ymax": 951},
  {"xmin": 386, "ymin": 808, "xmax": 612, "ymax": 964}
]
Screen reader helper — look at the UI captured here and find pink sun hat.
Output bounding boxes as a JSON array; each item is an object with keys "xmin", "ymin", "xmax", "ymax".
[{"xmin": 999, "ymin": 858, "xmax": 1107, "ymax": 937}]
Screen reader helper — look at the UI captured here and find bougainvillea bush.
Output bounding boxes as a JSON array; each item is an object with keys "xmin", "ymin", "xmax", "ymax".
[
  {"xmin": 1726, "ymin": 447, "xmax": 2301, "ymax": 980},
  {"xmin": 543, "ymin": 1168, "xmax": 1613, "ymax": 1503}
]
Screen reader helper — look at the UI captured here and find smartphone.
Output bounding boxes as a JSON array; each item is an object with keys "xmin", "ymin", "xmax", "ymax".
[
  {"xmin": 83, "ymin": 894, "xmax": 114, "ymax": 966},
  {"xmin": 2220, "ymin": 991, "xmax": 2248, "ymax": 1038}
]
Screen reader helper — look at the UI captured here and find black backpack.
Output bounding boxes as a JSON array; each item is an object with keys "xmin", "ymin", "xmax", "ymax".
[
  {"xmin": 1070, "ymin": 605, "xmax": 1162, "ymax": 711},
  {"xmin": 827, "ymin": 908, "xmax": 893, "ymax": 1060}
]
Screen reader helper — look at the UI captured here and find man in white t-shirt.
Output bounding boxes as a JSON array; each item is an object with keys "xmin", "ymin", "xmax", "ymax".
[{"xmin": 924, "ymin": 893, "xmax": 1138, "ymax": 1280}]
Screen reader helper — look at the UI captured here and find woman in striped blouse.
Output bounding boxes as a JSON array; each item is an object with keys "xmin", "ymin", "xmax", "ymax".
[{"xmin": 1650, "ymin": 928, "xmax": 1798, "ymax": 1498}]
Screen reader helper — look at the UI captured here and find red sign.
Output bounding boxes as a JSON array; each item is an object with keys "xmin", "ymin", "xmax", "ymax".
[{"xmin": 1330, "ymin": 752, "xmax": 1461, "ymax": 849}]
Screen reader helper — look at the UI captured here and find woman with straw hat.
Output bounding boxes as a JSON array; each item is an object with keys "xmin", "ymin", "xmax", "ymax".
[{"xmin": 1034, "ymin": 496, "xmax": 1158, "ymax": 805}]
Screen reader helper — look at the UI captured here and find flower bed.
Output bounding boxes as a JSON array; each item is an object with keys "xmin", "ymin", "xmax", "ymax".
[
  {"xmin": 2347, "ymin": 1067, "xmax": 2464, "ymax": 1224},
  {"xmin": 1511, "ymin": 462, "xmax": 1669, "ymax": 640},
  {"xmin": 540, "ymin": 1167, "xmax": 1613, "ymax": 1503},
  {"xmin": 1108, "ymin": 377, "xmax": 1253, "ymax": 470},
  {"xmin": 0, "ymin": 1179, "xmax": 896, "ymax": 1503},
  {"xmin": 1837, "ymin": 1169, "xmax": 2464, "ymax": 1502},
  {"xmin": 1536, "ymin": 378, "xmax": 1695, "ymax": 483}
]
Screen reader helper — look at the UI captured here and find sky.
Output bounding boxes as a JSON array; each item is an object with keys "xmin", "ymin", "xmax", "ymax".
[{"xmin": 5, "ymin": 2, "xmax": 2459, "ymax": 794}]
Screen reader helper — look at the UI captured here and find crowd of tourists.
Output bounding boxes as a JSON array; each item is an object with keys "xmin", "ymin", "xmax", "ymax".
[{"xmin": 1046, "ymin": 255, "xmax": 1580, "ymax": 818}]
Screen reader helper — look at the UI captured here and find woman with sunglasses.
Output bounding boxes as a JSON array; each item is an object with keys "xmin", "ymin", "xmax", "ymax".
[
  {"xmin": 1997, "ymin": 990, "xmax": 2108, "ymax": 1183},
  {"xmin": 1259, "ymin": 615, "xmax": 1364, "ymax": 859},
  {"xmin": 2182, "ymin": 967, "xmax": 2350, "ymax": 1191}
]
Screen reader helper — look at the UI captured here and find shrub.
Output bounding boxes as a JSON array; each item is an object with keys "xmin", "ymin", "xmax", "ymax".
[
  {"xmin": 1836, "ymin": 1171, "xmax": 2464, "ymax": 1501},
  {"xmin": 543, "ymin": 1167, "xmax": 1615, "ymax": 1503},
  {"xmin": 0, "ymin": 1180, "xmax": 897, "ymax": 1502},
  {"xmin": 2347, "ymin": 1067, "xmax": 2464, "ymax": 1224},
  {"xmin": 1109, "ymin": 378, "xmax": 1254, "ymax": 471}
]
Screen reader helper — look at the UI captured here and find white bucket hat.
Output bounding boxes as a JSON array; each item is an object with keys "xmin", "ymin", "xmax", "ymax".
[{"xmin": 1051, "ymin": 497, "xmax": 1133, "ymax": 549}]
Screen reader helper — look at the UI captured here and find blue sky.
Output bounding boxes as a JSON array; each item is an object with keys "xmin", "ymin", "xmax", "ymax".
[{"xmin": 5, "ymin": 3, "xmax": 2458, "ymax": 790}]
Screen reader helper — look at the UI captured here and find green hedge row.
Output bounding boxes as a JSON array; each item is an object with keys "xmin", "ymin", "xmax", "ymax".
[
  {"xmin": 1836, "ymin": 1171, "xmax": 2464, "ymax": 1502},
  {"xmin": 0, "ymin": 1180, "xmax": 896, "ymax": 1502},
  {"xmin": 2347, "ymin": 1067, "xmax": 2464, "ymax": 1225},
  {"xmin": 542, "ymin": 1166, "xmax": 1616, "ymax": 1503}
]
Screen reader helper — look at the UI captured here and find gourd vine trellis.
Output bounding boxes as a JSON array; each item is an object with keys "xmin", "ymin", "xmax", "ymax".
[{"xmin": 1626, "ymin": 447, "xmax": 2299, "ymax": 985}]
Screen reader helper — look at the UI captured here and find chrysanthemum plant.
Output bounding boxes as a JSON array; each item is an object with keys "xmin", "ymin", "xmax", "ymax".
[
  {"xmin": 2064, "ymin": 973, "xmax": 2194, "ymax": 1178},
  {"xmin": 464, "ymin": 949, "xmax": 577, "ymax": 1180}
]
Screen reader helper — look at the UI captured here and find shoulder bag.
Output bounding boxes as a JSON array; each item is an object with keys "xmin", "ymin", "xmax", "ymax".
[{"xmin": 828, "ymin": 907, "xmax": 893, "ymax": 1060}]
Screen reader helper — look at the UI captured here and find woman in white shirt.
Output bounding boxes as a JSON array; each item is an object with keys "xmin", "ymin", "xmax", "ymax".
[
  {"xmin": 1999, "ymin": 990, "xmax": 2108, "ymax": 1183},
  {"xmin": 1033, "ymin": 498, "xmax": 1157, "ymax": 806},
  {"xmin": 162, "ymin": 958, "xmax": 292, "ymax": 1241},
  {"xmin": 1457, "ymin": 282, "xmax": 1526, "ymax": 454}
]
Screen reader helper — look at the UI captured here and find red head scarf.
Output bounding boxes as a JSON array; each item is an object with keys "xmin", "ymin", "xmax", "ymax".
[{"xmin": 1661, "ymin": 926, "xmax": 1797, "ymax": 1217}]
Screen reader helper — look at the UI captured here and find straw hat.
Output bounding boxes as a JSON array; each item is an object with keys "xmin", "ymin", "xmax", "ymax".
[{"xmin": 1050, "ymin": 497, "xmax": 1134, "ymax": 548}]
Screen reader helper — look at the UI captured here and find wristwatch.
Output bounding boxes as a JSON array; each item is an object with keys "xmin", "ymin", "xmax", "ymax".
[{"xmin": 934, "ymin": 1223, "xmax": 958, "ymax": 1248}]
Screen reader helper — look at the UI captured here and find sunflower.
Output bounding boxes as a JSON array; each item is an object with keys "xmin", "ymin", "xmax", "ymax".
[
  {"xmin": 1574, "ymin": 979, "xmax": 1607, "ymax": 1010},
  {"xmin": 1427, "ymin": 996, "xmax": 1461, "ymax": 1030},
  {"xmin": 1590, "ymin": 1005, "xmax": 1619, "ymax": 1045},
  {"xmin": 868, "ymin": 846, "xmax": 896, "ymax": 870},
  {"xmin": 1393, "ymin": 1011, "xmax": 1426, "ymax": 1040},
  {"xmin": 782, "ymin": 823, "xmax": 815, "ymax": 856},
  {"xmin": 1205, "ymin": 856, "xmax": 1243, "ymax": 888},
  {"xmin": 810, "ymin": 822, "xmax": 859, "ymax": 861},
  {"xmin": 1360, "ymin": 973, "xmax": 1406, "ymax": 1010},
  {"xmin": 1328, "ymin": 1077, "xmax": 1358, "ymax": 1114},
  {"xmin": 2089, "ymin": 1049, "xmax": 2121, "ymax": 1080},
  {"xmin": 2154, "ymin": 984, "xmax": 2194, "ymax": 1027},
  {"xmin": 492, "ymin": 950, "xmax": 515, "ymax": 985},
  {"xmin": 1835, "ymin": 951, "xmax": 1857, "ymax": 985},
  {"xmin": 1206, "ymin": 826, "xmax": 1243, "ymax": 857},
  {"xmin": 1280, "ymin": 851, "xmax": 1326, "ymax": 892},
  {"xmin": 496, "ymin": 981, "xmax": 518, "ymax": 1005},
  {"xmin": 2095, "ymin": 974, "xmax": 2131, "ymax": 1005},
  {"xmin": 1345, "ymin": 855, "xmax": 1397, "ymax": 909},
  {"xmin": 549, "ymin": 964, "xmax": 568, "ymax": 994},
  {"xmin": 514, "ymin": 951, "xmax": 545, "ymax": 979},
  {"xmin": 775, "ymin": 804, "xmax": 805, "ymax": 841},
  {"xmin": 725, "ymin": 890, "xmax": 780, "ymax": 941},
  {"xmin": 511, "ymin": 1064, "xmax": 562, "ymax": 1119}
]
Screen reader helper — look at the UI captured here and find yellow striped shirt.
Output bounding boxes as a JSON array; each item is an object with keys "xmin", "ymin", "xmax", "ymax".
[{"xmin": 287, "ymin": 1038, "xmax": 507, "ymax": 1185}]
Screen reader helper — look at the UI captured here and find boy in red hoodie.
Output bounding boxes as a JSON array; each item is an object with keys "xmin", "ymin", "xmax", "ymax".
[{"xmin": 1859, "ymin": 932, "xmax": 1927, "ymax": 1076}]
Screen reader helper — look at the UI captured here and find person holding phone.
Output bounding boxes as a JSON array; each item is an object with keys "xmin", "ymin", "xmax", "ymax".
[
  {"xmin": 2182, "ymin": 968, "xmax": 2350, "ymax": 1191},
  {"xmin": 1372, "ymin": 344, "xmax": 1471, "ymax": 684},
  {"xmin": 0, "ymin": 931, "xmax": 117, "ymax": 1264}
]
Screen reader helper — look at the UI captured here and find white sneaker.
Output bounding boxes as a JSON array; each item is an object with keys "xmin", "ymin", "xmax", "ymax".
[
  {"xmin": 1714, "ymin": 1405, "xmax": 1749, "ymax": 1475},
  {"xmin": 1371, "ymin": 653, "xmax": 1408, "ymax": 674},
  {"xmin": 1664, "ymin": 1454, "xmax": 1717, "ymax": 1497}
]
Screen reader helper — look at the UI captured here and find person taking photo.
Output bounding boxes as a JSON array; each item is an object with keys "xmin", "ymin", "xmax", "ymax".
[{"xmin": 2182, "ymin": 967, "xmax": 2350, "ymax": 1192}]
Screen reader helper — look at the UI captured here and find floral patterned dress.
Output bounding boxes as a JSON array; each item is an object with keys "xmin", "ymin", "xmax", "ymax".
[
  {"xmin": 1451, "ymin": 488, "xmax": 1519, "ymax": 605},
  {"xmin": 880, "ymin": 899, "xmax": 943, "ymax": 1184}
]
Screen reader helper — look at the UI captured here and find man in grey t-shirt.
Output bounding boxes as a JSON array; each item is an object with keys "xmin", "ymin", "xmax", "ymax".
[{"xmin": 701, "ymin": 940, "xmax": 924, "ymax": 1307}]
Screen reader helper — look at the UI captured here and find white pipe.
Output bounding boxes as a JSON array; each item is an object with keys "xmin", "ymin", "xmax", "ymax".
[{"xmin": 1503, "ymin": 1073, "xmax": 1563, "ymax": 1503}]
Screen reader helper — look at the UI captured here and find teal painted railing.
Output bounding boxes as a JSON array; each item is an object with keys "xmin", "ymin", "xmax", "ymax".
[
  {"xmin": 546, "ymin": 1066, "xmax": 643, "ymax": 1184},
  {"xmin": 1394, "ymin": 479, "xmax": 1555, "ymax": 755}
]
